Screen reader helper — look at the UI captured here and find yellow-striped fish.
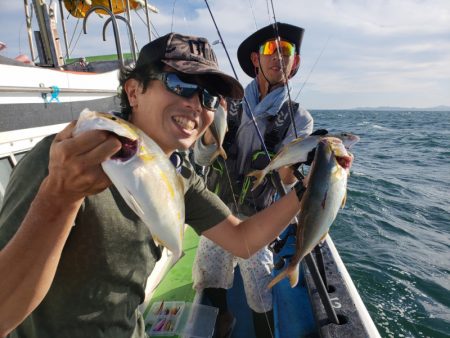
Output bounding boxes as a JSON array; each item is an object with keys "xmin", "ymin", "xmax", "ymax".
[
  {"xmin": 208, "ymin": 103, "xmax": 228, "ymax": 161},
  {"xmin": 268, "ymin": 137, "xmax": 353, "ymax": 288},
  {"xmin": 73, "ymin": 109, "xmax": 185, "ymax": 259},
  {"xmin": 248, "ymin": 132, "xmax": 359, "ymax": 191}
]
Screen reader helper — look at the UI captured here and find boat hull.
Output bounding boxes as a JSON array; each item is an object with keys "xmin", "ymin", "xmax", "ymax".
[
  {"xmin": 0, "ymin": 97, "xmax": 120, "ymax": 132},
  {"xmin": 0, "ymin": 62, "xmax": 121, "ymax": 132}
]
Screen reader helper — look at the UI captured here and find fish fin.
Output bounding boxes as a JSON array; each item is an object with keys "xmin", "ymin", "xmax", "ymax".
[
  {"xmin": 209, "ymin": 147, "xmax": 227, "ymax": 163},
  {"xmin": 151, "ymin": 234, "xmax": 184, "ymax": 259},
  {"xmin": 267, "ymin": 269, "xmax": 288, "ymax": 289},
  {"xmin": 341, "ymin": 192, "xmax": 347, "ymax": 209},
  {"xmin": 218, "ymin": 147, "xmax": 227, "ymax": 160},
  {"xmin": 288, "ymin": 263, "xmax": 301, "ymax": 288},
  {"xmin": 319, "ymin": 232, "xmax": 328, "ymax": 243},
  {"xmin": 151, "ymin": 234, "xmax": 163, "ymax": 247},
  {"xmin": 290, "ymin": 136, "xmax": 306, "ymax": 145},
  {"xmin": 247, "ymin": 170, "xmax": 266, "ymax": 191},
  {"xmin": 177, "ymin": 174, "xmax": 185, "ymax": 193},
  {"xmin": 126, "ymin": 190, "xmax": 145, "ymax": 216}
]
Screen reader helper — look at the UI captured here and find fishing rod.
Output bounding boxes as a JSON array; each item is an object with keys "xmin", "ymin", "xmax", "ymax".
[
  {"xmin": 204, "ymin": 0, "xmax": 295, "ymax": 204},
  {"xmin": 204, "ymin": 0, "xmax": 272, "ymax": 162},
  {"xmin": 204, "ymin": 0, "xmax": 341, "ymax": 327},
  {"xmin": 266, "ymin": 3, "xmax": 339, "ymax": 324},
  {"xmin": 267, "ymin": 0, "xmax": 299, "ymax": 139},
  {"xmin": 203, "ymin": 2, "xmax": 285, "ymax": 334}
]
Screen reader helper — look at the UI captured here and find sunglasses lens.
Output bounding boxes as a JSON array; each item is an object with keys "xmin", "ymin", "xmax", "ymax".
[
  {"xmin": 165, "ymin": 73, "xmax": 198, "ymax": 97},
  {"xmin": 202, "ymin": 89, "xmax": 220, "ymax": 110},
  {"xmin": 164, "ymin": 73, "xmax": 219, "ymax": 111},
  {"xmin": 259, "ymin": 40, "xmax": 295, "ymax": 56}
]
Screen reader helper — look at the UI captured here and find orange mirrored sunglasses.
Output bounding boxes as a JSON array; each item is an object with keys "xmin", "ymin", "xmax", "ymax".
[{"xmin": 259, "ymin": 39, "xmax": 296, "ymax": 57}]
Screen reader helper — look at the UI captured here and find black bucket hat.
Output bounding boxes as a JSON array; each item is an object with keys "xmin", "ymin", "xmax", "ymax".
[
  {"xmin": 136, "ymin": 33, "xmax": 244, "ymax": 99},
  {"xmin": 237, "ymin": 22, "xmax": 304, "ymax": 78}
]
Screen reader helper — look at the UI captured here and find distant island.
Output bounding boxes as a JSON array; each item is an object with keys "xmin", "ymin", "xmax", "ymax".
[{"xmin": 348, "ymin": 105, "xmax": 450, "ymax": 111}]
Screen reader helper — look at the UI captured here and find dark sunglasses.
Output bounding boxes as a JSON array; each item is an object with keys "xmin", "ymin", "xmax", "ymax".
[{"xmin": 151, "ymin": 72, "xmax": 220, "ymax": 111}]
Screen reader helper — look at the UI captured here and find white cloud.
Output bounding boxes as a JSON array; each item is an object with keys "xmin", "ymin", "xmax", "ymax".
[{"xmin": 1, "ymin": 0, "xmax": 449, "ymax": 108}]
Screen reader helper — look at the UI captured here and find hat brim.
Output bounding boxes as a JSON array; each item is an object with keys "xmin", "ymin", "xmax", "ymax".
[
  {"xmin": 162, "ymin": 60, "xmax": 244, "ymax": 100},
  {"xmin": 238, "ymin": 22, "xmax": 304, "ymax": 78}
]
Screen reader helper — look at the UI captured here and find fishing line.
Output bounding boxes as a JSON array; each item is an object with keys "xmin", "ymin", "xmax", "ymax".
[
  {"xmin": 68, "ymin": 14, "xmax": 81, "ymax": 51},
  {"xmin": 70, "ymin": 26, "xmax": 84, "ymax": 56},
  {"xmin": 171, "ymin": 0, "xmax": 177, "ymax": 32},
  {"xmin": 247, "ymin": 0, "xmax": 259, "ymax": 30},
  {"xmin": 266, "ymin": 0, "xmax": 298, "ymax": 139},
  {"xmin": 294, "ymin": 36, "xmax": 330, "ymax": 102},
  {"xmin": 204, "ymin": 0, "xmax": 271, "ymax": 162},
  {"xmin": 135, "ymin": 9, "xmax": 159, "ymax": 39},
  {"xmin": 264, "ymin": 0, "xmax": 271, "ymax": 24},
  {"xmin": 150, "ymin": 18, "xmax": 159, "ymax": 38}
]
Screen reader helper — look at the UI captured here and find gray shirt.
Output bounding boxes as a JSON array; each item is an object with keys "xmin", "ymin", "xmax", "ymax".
[{"xmin": 0, "ymin": 135, "xmax": 231, "ymax": 338}]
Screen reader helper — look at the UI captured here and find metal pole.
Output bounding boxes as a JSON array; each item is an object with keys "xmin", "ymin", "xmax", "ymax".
[
  {"xmin": 23, "ymin": 0, "xmax": 36, "ymax": 61},
  {"xmin": 305, "ymin": 254, "xmax": 340, "ymax": 324},
  {"xmin": 124, "ymin": 0, "xmax": 137, "ymax": 61},
  {"xmin": 314, "ymin": 244, "xmax": 328, "ymax": 288},
  {"xmin": 143, "ymin": 0, "xmax": 151, "ymax": 41},
  {"xmin": 58, "ymin": 0, "xmax": 70, "ymax": 60},
  {"xmin": 103, "ymin": 16, "xmax": 136, "ymax": 62},
  {"xmin": 83, "ymin": 5, "xmax": 124, "ymax": 66}
]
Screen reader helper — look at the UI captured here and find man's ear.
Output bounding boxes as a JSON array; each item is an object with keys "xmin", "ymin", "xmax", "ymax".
[
  {"xmin": 124, "ymin": 79, "xmax": 140, "ymax": 107},
  {"xmin": 250, "ymin": 51, "xmax": 260, "ymax": 68},
  {"xmin": 289, "ymin": 54, "xmax": 301, "ymax": 78}
]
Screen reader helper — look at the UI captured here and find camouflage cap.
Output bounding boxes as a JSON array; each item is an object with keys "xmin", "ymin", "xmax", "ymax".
[{"xmin": 136, "ymin": 33, "xmax": 244, "ymax": 99}]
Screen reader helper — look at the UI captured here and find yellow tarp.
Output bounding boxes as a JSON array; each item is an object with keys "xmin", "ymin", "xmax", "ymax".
[{"xmin": 63, "ymin": 0, "xmax": 142, "ymax": 18}]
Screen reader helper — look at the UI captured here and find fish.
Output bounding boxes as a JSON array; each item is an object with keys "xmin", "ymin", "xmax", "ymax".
[
  {"xmin": 208, "ymin": 103, "xmax": 228, "ymax": 161},
  {"xmin": 247, "ymin": 132, "xmax": 359, "ymax": 191},
  {"xmin": 73, "ymin": 108, "xmax": 185, "ymax": 259},
  {"xmin": 267, "ymin": 137, "xmax": 353, "ymax": 289}
]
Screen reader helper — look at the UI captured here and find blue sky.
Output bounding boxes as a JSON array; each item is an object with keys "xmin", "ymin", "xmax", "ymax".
[{"xmin": 1, "ymin": 0, "xmax": 449, "ymax": 109}]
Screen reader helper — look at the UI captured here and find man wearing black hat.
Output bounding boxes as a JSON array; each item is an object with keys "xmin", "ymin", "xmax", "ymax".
[
  {"xmin": 192, "ymin": 23, "xmax": 313, "ymax": 337},
  {"xmin": 0, "ymin": 32, "xmax": 309, "ymax": 338}
]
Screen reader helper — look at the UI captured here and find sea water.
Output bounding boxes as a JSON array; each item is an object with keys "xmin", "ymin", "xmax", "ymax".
[{"xmin": 311, "ymin": 110, "xmax": 450, "ymax": 338}]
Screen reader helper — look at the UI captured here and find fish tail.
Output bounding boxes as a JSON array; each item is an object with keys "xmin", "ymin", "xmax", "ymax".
[
  {"xmin": 247, "ymin": 170, "xmax": 266, "ymax": 191},
  {"xmin": 210, "ymin": 147, "xmax": 227, "ymax": 162},
  {"xmin": 267, "ymin": 263, "xmax": 300, "ymax": 289},
  {"xmin": 288, "ymin": 263, "xmax": 300, "ymax": 288},
  {"xmin": 218, "ymin": 147, "xmax": 227, "ymax": 160},
  {"xmin": 267, "ymin": 269, "xmax": 287, "ymax": 289}
]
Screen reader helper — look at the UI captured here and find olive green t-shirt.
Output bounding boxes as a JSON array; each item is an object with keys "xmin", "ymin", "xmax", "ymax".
[{"xmin": 0, "ymin": 135, "xmax": 231, "ymax": 338}]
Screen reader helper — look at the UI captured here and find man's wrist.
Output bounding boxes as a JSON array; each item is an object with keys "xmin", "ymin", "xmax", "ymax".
[{"xmin": 294, "ymin": 180, "xmax": 306, "ymax": 203}]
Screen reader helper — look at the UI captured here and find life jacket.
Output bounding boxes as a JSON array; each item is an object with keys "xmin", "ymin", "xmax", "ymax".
[{"xmin": 204, "ymin": 99, "xmax": 299, "ymax": 214}]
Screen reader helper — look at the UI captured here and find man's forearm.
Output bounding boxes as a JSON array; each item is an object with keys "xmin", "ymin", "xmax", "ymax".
[
  {"xmin": 0, "ymin": 180, "xmax": 82, "ymax": 336},
  {"xmin": 205, "ymin": 190, "xmax": 301, "ymax": 259},
  {"xmin": 237, "ymin": 190, "xmax": 301, "ymax": 257}
]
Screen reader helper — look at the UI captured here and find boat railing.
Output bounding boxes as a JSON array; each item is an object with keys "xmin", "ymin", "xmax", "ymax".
[
  {"xmin": 0, "ymin": 85, "xmax": 117, "ymax": 95},
  {"xmin": 83, "ymin": 5, "xmax": 125, "ymax": 66},
  {"xmin": 103, "ymin": 16, "xmax": 138, "ymax": 63}
]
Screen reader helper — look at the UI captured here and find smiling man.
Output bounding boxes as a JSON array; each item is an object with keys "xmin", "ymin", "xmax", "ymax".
[{"xmin": 0, "ymin": 32, "xmax": 308, "ymax": 338}]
